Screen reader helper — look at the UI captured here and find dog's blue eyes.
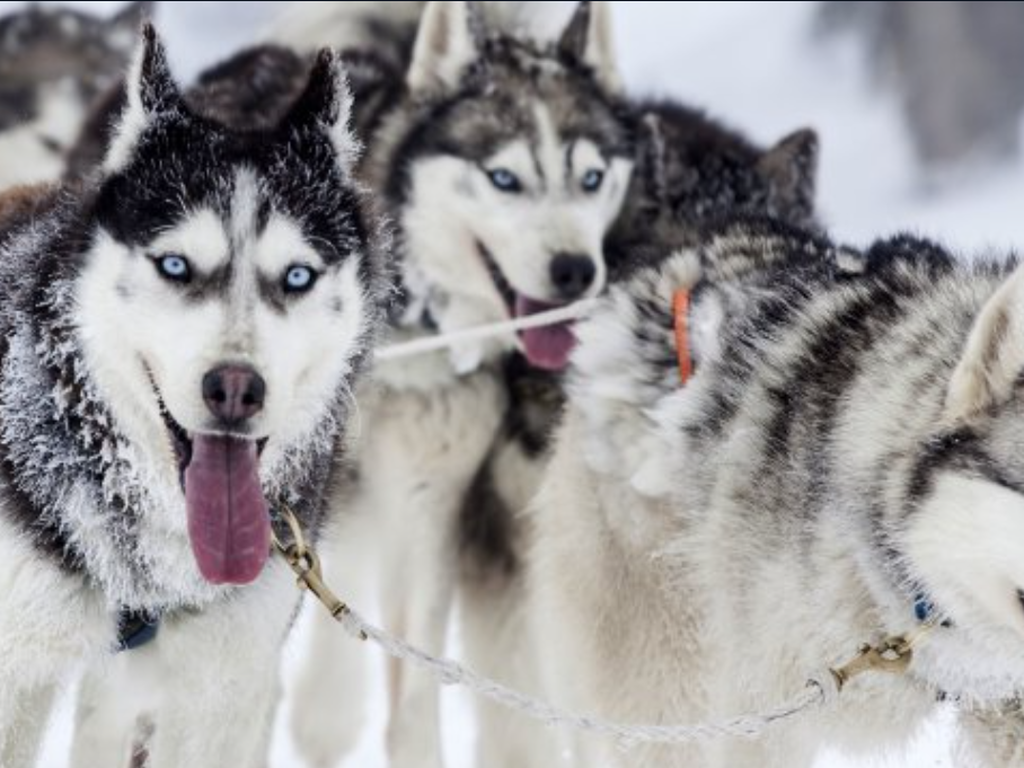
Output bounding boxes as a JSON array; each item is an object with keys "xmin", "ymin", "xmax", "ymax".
[
  {"xmin": 284, "ymin": 265, "xmax": 317, "ymax": 293},
  {"xmin": 487, "ymin": 168, "xmax": 522, "ymax": 193},
  {"xmin": 581, "ymin": 169, "xmax": 604, "ymax": 193},
  {"xmin": 155, "ymin": 254, "xmax": 191, "ymax": 283}
]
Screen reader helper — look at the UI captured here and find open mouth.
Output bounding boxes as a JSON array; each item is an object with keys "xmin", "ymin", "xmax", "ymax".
[
  {"xmin": 476, "ymin": 241, "xmax": 579, "ymax": 372},
  {"xmin": 155, "ymin": 388, "xmax": 271, "ymax": 587}
]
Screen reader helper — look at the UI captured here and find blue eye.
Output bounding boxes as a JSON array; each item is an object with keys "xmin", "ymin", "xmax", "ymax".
[
  {"xmin": 487, "ymin": 168, "xmax": 522, "ymax": 193},
  {"xmin": 581, "ymin": 168, "xmax": 604, "ymax": 193},
  {"xmin": 283, "ymin": 264, "xmax": 317, "ymax": 293},
  {"xmin": 155, "ymin": 254, "xmax": 191, "ymax": 283}
]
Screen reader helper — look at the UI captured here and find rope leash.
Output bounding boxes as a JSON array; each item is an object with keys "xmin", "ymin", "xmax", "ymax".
[
  {"xmin": 374, "ymin": 299, "xmax": 599, "ymax": 361},
  {"xmin": 272, "ymin": 506, "xmax": 932, "ymax": 748}
]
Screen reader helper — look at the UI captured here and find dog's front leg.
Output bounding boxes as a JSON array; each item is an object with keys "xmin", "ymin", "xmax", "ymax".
[
  {"xmin": 70, "ymin": 649, "xmax": 160, "ymax": 768},
  {"xmin": 383, "ymin": 484, "xmax": 462, "ymax": 768},
  {"xmin": 0, "ymin": 530, "xmax": 111, "ymax": 768},
  {"xmin": 379, "ymin": 376, "xmax": 504, "ymax": 768},
  {"xmin": 147, "ymin": 559, "xmax": 298, "ymax": 768}
]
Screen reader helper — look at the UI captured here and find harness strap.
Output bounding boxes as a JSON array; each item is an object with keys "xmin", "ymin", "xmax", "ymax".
[{"xmin": 672, "ymin": 288, "xmax": 692, "ymax": 384}]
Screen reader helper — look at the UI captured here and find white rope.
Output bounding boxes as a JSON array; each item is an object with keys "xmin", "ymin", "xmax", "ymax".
[
  {"xmin": 330, "ymin": 605, "xmax": 838, "ymax": 748},
  {"xmin": 374, "ymin": 299, "xmax": 600, "ymax": 361}
]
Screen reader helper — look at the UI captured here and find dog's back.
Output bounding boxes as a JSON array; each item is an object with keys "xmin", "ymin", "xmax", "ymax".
[{"xmin": 558, "ymin": 216, "xmax": 1024, "ymax": 764}]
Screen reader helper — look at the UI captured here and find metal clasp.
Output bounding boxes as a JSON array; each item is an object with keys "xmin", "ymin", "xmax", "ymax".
[
  {"xmin": 829, "ymin": 622, "xmax": 935, "ymax": 692},
  {"xmin": 272, "ymin": 504, "xmax": 366, "ymax": 640}
]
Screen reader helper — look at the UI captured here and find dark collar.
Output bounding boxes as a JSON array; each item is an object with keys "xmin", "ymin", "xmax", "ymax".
[{"xmin": 116, "ymin": 608, "xmax": 160, "ymax": 652}]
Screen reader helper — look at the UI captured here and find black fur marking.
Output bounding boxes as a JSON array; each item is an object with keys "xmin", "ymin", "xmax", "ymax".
[
  {"xmin": 137, "ymin": 25, "xmax": 185, "ymax": 116},
  {"xmin": 459, "ymin": 463, "xmax": 519, "ymax": 581},
  {"xmin": 908, "ymin": 428, "xmax": 978, "ymax": 501},
  {"xmin": 459, "ymin": 353, "xmax": 565, "ymax": 583},
  {"xmin": 503, "ymin": 352, "xmax": 565, "ymax": 459},
  {"xmin": 605, "ymin": 102, "xmax": 820, "ymax": 282}
]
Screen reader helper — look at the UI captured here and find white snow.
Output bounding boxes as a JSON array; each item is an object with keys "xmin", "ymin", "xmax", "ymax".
[{"xmin": 3, "ymin": 1, "xmax": 1021, "ymax": 766}]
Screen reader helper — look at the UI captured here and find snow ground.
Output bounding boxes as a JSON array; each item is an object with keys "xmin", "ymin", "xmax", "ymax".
[{"xmin": 3, "ymin": 1, "xmax": 1022, "ymax": 766}]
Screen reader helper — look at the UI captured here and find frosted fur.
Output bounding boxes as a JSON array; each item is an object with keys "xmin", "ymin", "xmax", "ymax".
[{"xmin": 0, "ymin": 25, "xmax": 389, "ymax": 768}]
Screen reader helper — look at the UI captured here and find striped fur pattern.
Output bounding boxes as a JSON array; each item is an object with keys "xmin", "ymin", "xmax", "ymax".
[{"xmin": 533, "ymin": 215, "xmax": 1024, "ymax": 766}]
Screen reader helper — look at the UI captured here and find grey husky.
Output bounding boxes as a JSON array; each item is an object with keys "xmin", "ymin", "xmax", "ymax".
[
  {"xmin": 531, "ymin": 211, "xmax": 1024, "ymax": 766},
  {"xmin": 0, "ymin": 2, "xmax": 150, "ymax": 189},
  {"xmin": 0, "ymin": 25, "xmax": 387, "ymax": 768}
]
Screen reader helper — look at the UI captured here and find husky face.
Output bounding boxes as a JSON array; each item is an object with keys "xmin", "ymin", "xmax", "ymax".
[
  {"xmin": 393, "ymin": 1, "xmax": 632, "ymax": 371},
  {"xmin": 75, "ymin": 28, "xmax": 383, "ymax": 586},
  {"xmin": 0, "ymin": 2, "xmax": 149, "ymax": 187}
]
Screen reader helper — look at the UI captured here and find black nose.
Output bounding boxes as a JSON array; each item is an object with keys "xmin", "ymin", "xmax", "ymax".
[
  {"xmin": 202, "ymin": 365, "xmax": 266, "ymax": 425},
  {"xmin": 550, "ymin": 253, "xmax": 597, "ymax": 299}
]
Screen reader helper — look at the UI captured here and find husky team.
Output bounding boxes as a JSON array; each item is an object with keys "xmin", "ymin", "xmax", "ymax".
[{"xmin": 0, "ymin": 3, "xmax": 1022, "ymax": 767}]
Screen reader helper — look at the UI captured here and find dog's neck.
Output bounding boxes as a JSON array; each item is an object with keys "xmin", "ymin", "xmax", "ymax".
[{"xmin": 389, "ymin": 256, "xmax": 515, "ymax": 379}]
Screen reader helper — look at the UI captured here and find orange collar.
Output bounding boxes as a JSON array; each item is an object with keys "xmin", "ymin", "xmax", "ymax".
[{"xmin": 672, "ymin": 289, "xmax": 692, "ymax": 385}]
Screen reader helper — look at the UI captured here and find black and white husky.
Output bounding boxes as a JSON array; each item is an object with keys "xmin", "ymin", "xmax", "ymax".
[
  {"xmin": 0, "ymin": 26, "xmax": 387, "ymax": 768},
  {"xmin": 0, "ymin": 2, "xmax": 150, "ymax": 189},
  {"xmin": 531, "ymin": 213, "xmax": 1024, "ymax": 766}
]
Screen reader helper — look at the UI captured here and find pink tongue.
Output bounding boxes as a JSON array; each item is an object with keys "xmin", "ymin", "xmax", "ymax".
[
  {"xmin": 184, "ymin": 435, "xmax": 270, "ymax": 585},
  {"xmin": 515, "ymin": 294, "xmax": 577, "ymax": 371}
]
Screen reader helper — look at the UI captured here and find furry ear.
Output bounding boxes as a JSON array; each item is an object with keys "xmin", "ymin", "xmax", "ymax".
[
  {"xmin": 407, "ymin": 1, "xmax": 483, "ymax": 94},
  {"xmin": 637, "ymin": 113, "xmax": 669, "ymax": 207},
  {"xmin": 284, "ymin": 48, "xmax": 357, "ymax": 168},
  {"xmin": 558, "ymin": 1, "xmax": 622, "ymax": 94},
  {"xmin": 758, "ymin": 128, "xmax": 818, "ymax": 224},
  {"xmin": 946, "ymin": 267, "xmax": 1024, "ymax": 423},
  {"xmin": 103, "ymin": 24, "xmax": 184, "ymax": 174}
]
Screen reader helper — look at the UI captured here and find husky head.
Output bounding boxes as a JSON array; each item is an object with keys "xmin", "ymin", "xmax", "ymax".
[
  {"xmin": 75, "ymin": 27, "xmax": 386, "ymax": 586},
  {"xmin": 386, "ymin": 0, "xmax": 632, "ymax": 372},
  {"xmin": 895, "ymin": 260, "xmax": 1024, "ymax": 696},
  {"xmin": 0, "ymin": 2, "xmax": 150, "ymax": 187},
  {"xmin": 606, "ymin": 103, "xmax": 819, "ymax": 280}
]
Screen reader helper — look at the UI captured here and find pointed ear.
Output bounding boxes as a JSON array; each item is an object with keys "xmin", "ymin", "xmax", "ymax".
[
  {"xmin": 946, "ymin": 266, "xmax": 1024, "ymax": 423},
  {"xmin": 407, "ymin": 1, "xmax": 483, "ymax": 94},
  {"xmin": 558, "ymin": 1, "xmax": 622, "ymax": 94},
  {"xmin": 638, "ymin": 113, "xmax": 668, "ymax": 207},
  {"xmin": 284, "ymin": 48, "xmax": 358, "ymax": 170},
  {"xmin": 103, "ymin": 24, "xmax": 184, "ymax": 174},
  {"xmin": 758, "ymin": 127, "xmax": 818, "ymax": 224}
]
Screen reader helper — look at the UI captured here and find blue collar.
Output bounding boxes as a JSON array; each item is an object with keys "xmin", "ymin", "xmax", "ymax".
[
  {"xmin": 914, "ymin": 593, "xmax": 953, "ymax": 628},
  {"xmin": 116, "ymin": 608, "xmax": 160, "ymax": 652}
]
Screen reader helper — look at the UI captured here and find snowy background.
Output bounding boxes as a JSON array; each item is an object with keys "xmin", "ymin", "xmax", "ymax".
[{"xmin": 3, "ymin": 0, "xmax": 1021, "ymax": 766}]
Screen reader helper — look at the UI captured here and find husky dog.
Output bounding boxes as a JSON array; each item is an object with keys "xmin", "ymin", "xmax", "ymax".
[
  {"xmin": 606, "ymin": 100, "xmax": 819, "ymax": 278},
  {"xmin": 530, "ymin": 212, "xmax": 1024, "ymax": 766},
  {"xmin": 0, "ymin": 2, "xmax": 150, "ymax": 189},
  {"xmin": 276, "ymin": 3, "xmax": 635, "ymax": 766},
  {"xmin": 455, "ymin": 110, "xmax": 820, "ymax": 767},
  {"xmin": 0, "ymin": 25, "xmax": 387, "ymax": 768}
]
